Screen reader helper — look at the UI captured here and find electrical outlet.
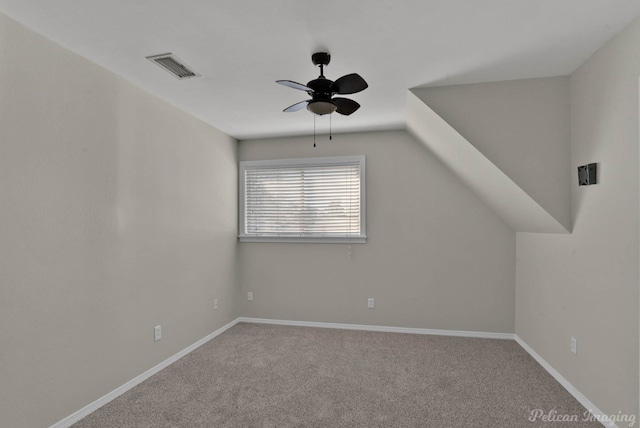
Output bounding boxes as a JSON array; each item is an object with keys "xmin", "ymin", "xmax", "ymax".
[
  {"xmin": 247, "ymin": 292, "xmax": 253, "ymax": 302},
  {"xmin": 570, "ymin": 336, "xmax": 577, "ymax": 354},
  {"xmin": 368, "ymin": 298, "xmax": 374, "ymax": 309},
  {"xmin": 154, "ymin": 325, "xmax": 162, "ymax": 342},
  {"xmin": 214, "ymin": 299, "xmax": 218, "ymax": 310}
]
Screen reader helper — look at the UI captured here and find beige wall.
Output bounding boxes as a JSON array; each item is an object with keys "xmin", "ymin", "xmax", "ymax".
[
  {"xmin": 238, "ymin": 130, "xmax": 516, "ymax": 332},
  {"xmin": 412, "ymin": 77, "xmax": 572, "ymax": 231},
  {"xmin": 0, "ymin": 13, "xmax": 238, "ymax": 428},
  {"xmin": 516, "ymin": 20, "xmax": 640, "ymax": 417}
]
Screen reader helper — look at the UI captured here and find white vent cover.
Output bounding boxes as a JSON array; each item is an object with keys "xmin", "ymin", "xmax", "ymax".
[{"xmin": 146, "ymin": 53, "xmax": 200, "ymax": 79}]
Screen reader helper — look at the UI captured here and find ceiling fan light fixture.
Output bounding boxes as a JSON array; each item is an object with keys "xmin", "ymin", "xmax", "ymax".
[{"xmin": 307, "ymin": 100, "xmax": 337, "ymax": 115}]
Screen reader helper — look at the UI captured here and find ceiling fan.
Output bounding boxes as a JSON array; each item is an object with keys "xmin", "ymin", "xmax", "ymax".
[{"xmin": 276, "ymin": 52, "xmax": 368, "ymax": 116}]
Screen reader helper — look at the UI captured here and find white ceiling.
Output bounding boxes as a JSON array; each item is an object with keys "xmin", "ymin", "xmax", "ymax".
[{"xmin": 1, "ymin": 1, "xmax": 639, "ymax": 140}]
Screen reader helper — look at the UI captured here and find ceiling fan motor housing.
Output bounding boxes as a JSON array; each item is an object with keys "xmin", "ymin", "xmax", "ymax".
[
  {"xmin": 306, "ymin": 77, "xmax": 335, "ymax": 115},
  {"xmin": 307, "ymin": 77, "xmax": 332, "ymax": 97}
]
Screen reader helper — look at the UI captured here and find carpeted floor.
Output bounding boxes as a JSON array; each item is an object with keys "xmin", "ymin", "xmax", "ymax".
[{"xmin": 73, "ymin": 323, "xmax": 603, "ymax": 427}]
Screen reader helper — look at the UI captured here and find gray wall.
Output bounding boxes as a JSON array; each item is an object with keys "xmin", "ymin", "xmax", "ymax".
[
  {"xmin": 238, "ymin": 130, "xmax": 516, "ymax": 332},
  {"xmin": 517, "ymin": 19, "xmax": 640, "ymax": 417},
  {"xmin": 0, "ymin": 13, "xmax": 238, "ymax": 428},
  {"xmin": 413, "ymin": 76, "xmax": 572, "ymax": 231}
]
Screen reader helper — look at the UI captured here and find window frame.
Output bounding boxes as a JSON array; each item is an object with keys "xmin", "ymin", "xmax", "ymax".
[{"xmin": 238, "ymin": 155, "xmax": 366, "ymax": 243}]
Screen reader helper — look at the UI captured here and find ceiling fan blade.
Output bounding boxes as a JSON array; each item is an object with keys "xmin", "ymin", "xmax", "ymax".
[
  {"xmin": 333, "ymin": 98, "xmax": 360, "ymax": 115},
  {"xmin": 276, "ymin": 80, "xmax": 313, "ymax": 92},
  {"xmin": 283, "ymin": 100, "xmax": 310, "ymax": 112},
  {"xmin": 331, "ymin": 73, "xmax": 368, "ymax": 95}
]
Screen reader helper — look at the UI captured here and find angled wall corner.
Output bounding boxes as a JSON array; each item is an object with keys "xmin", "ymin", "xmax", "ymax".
[{"xmin": 405, "ymin": 90, "xmax": 569, "ymax": 234}]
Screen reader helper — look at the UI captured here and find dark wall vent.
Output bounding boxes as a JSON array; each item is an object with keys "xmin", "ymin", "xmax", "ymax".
[{"xmin": 146, "ymin": 53, "xmax": 200, "ymax": 79}]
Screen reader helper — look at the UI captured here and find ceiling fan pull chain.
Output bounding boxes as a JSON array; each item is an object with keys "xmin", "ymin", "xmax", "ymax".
[
  {"xmin": 313, "ymin": 115, "xmax": 316, "ymax": 148},
  {"xmin": 329, "ymin": 114, "xmax": 332, "ymax": 140}
]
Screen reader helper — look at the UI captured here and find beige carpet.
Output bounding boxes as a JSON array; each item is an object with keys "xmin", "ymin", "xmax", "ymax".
[{"xmin": 73, "ymin": 323, "xmax": 602, "ymax": 427}]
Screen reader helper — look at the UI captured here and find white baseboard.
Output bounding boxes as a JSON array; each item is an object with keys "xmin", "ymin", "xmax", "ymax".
[
  {"xmin": 49, "ymin": 318, "xmax": 240, "ymax": 428},
  {"xmin": 514, "ymin": 335, "xmax": 617, "ymax": 428},
  {"xmin": 237, "ymin": 317, "xmax": 515, "ymax": 339}
]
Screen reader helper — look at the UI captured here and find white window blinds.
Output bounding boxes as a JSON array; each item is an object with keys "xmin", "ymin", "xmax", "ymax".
[{"xmin": 239, "ymin": 156, "xmax": 366, "ymax": 242}]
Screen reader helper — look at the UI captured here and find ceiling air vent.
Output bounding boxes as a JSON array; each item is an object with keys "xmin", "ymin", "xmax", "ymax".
[{"xmin": 146, "ymin": 53, "xmax": 200, "ymax": 79}]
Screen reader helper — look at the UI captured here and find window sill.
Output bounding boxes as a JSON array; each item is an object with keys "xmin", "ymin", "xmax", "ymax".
[{"xmin": 238, "ymin": 236, "xmax": 367, "ymax": 244}]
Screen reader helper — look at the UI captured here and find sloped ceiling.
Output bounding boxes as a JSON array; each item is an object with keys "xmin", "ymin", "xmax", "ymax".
[
  {"xmin": 406, "ymin": 91, "xmax": 570, "ymax": 233},
  {"xmin": 0, "ymin": 1, "xmax": 638, "ymax": 140}
]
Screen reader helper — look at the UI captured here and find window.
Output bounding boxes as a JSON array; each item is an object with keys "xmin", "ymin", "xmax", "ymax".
[{"xmin": 239, "ymin": 156, "xmax": 366, "ymax": 243}]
